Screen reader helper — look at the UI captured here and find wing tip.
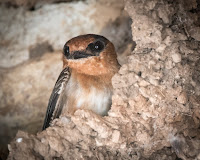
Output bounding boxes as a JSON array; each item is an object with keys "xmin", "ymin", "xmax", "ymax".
[{"xmin": 42, "ymin": 119, "xmax": 50, "ymax": 130}]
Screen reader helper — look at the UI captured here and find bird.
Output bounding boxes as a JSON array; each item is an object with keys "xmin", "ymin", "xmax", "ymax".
[{"xmin": 42, "ymin": 34, "xmax": 120, "ymax": 130}]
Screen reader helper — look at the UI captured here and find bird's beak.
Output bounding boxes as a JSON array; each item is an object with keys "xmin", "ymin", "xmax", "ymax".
[{"xmin": 69, "ymin": 51, "xmax": 95, "ymax": 60}]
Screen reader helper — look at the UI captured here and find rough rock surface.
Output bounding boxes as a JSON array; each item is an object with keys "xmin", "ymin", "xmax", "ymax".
[
  {"xmin": 0, "ymin": 0, "xmax": 125, "ymax": 68},
  {"xmin": 6, "ymin": 0, "xmax": 200, "ymax": 160}
]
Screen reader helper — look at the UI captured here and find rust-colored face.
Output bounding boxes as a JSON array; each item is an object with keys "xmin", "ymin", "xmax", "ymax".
[
  {"xmin": 63, "ymin": 34, "xmax": 109, "ymax": 60},
  {"xmin": 63, "ymin": 34, "xmax": 118, "ymax": 75}
]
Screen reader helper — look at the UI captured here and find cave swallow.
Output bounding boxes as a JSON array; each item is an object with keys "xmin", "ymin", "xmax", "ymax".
[{"xmin": 42, "ymin": 34, "xmax": 120, "ymax": 130}]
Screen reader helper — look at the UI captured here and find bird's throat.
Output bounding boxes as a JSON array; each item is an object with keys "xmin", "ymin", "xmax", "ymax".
[{"xmin": 67, "ymin": 57, "xmax": 109, "ymax": 76}]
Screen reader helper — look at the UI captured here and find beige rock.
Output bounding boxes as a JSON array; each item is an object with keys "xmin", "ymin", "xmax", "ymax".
[
  {"xmin": 118, "ymin": 64, "xmax": 129, "ymax": 75},
  {"xmin": 163, "ymin": 36, "xmax": 173, "ymax": 46},
  {"xmin": 165, "ymin": 60, "xmax": 174, "ymax": 69},
  {"xmin": 171, "ymin": 53, "xmax": 182, "ymax": 63},
  {"xmin": 149, "ymin": 78, "xmax": 159, "ymax": 86},
  {"xmin": 139, "ymin": 80, "xmax": 150, "ymax": 87},
  {"xmin": 156, "ymin": 44, "xmax": 167, "ymax": 53},
  {"xmin": 139, "ymin": 87, "xmax": 150, "ymax": 98},
  {"xmin": 177, "ymin": 91, "xmax": 188, "ymax": 104},
  {"xmin": 157, "ymin": 4, "xmax": 174, "ymax": 24},
  {"xmin": 112, "ymin": 130, "xmax": 121, "ymax": 143},
  {"xmin": 136, "ymin": 131, "xmax": 151, "ymax": 145}
]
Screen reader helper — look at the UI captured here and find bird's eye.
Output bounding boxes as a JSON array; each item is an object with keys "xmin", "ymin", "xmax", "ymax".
[
  {"xmin": 94, "ymin": 41, "xmax": 104, "ymax": 52},
  {"xmin": 88, "ymin": 41, "xmax": 105, "ymax": 52},
  {"xmin": 63, "ymin": 45, "xmax": 70, "ymax": 57}
]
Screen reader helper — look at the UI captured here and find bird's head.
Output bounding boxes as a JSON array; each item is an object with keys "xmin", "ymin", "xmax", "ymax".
[{"xmin": 62, "ymin": 34, "xmax": 119, "ymax": 75}]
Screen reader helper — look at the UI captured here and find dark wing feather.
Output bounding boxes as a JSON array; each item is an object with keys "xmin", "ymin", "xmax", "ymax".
[{"xmin": 42, "ymin": 67, "xmax": 70, "ymax": 130}]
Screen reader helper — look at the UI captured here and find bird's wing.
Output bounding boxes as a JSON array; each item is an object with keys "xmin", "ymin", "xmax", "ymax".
[{"xmin": 42, "ymin": 67, "xmax": 70, "ymax": 130}]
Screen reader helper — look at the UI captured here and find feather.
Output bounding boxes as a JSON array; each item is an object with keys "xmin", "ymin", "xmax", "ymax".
[{"xmin": 42, "ymin": 67, "xmax": 70, "ymax": 130}]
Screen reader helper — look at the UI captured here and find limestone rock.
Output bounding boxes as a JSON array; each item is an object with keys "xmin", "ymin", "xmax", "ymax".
[{"xmin": 171, "ymin": 53, "xmax": 182, "ymax": 63}]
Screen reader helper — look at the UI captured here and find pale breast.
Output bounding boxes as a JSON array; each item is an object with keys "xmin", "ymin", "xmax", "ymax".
[
  {"xmin": 76, "ymin": 87, "xmax": 112, "ymax": 116},
  {"xmin": 63, "ymin": 76, "xmax": 112, "ymax": 116}
]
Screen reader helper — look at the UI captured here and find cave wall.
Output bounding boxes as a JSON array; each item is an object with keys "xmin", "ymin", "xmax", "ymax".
[
  {"xmin": 1, "ymin": 0, "xmax": 200, "ymax": 160},
  {"xmin": 0, "ymin": 0, "xmax": 128, "ymax": 68}
]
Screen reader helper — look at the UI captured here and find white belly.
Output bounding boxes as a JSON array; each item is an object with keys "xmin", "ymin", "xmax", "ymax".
[
  {"xmin": 65, "ymin": 77, "xmax": 112, "ymax": 116},
  {"xmin": 76, "ymin": 87, "xmax": 112, "ymax": 116}
]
